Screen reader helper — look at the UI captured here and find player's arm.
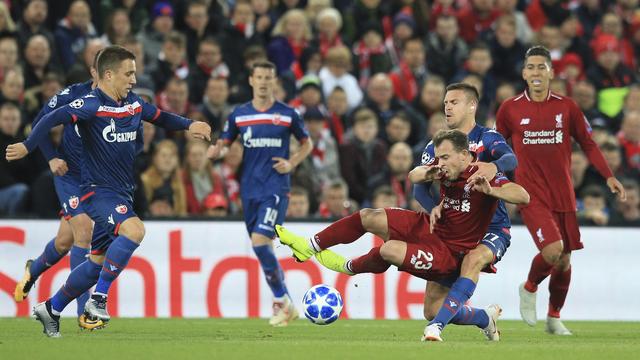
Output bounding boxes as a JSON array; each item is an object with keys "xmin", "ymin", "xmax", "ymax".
[
  {"xmin": 272, "ymin": 109, "xmax": 313, "ymax": 174},
  {"xmin": 413, "ymin": 182, "xmax": 436, "ymax": 212},
  {"xmin": 570, "ymin": 104, "xmax": 627, "ymax": 200},
  {"xmin": 6, "ymin": 106, "xmax": 74, "ymax": 161},
  {"xmin": 472, "ymin": 176, "xmax": 530, "ymax": 205},
  {"xmin": 409, "ymin": 144, "xmax": 441, "ymax": 211},
  {"xmin": 208, "ymin": 114, "xmax": 239, "ymax": 160},
  {"xmin": 467, "ymin": 132, "xmax": 518, "ymax": 183},
  {"xmin": 287, "ymin": 137, "xmax": 313, "ymax": 168}
]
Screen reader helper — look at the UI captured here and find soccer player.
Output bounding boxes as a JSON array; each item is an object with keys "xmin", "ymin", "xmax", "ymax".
[
  {"xmin": 6, "ymin": 45, "xmax": 211, "ymax": 337},
  {"xmin": 277, "ymin": 129, "xmax": 530, "ymax": 341},
  {"xmin": 208, "ymin": 61, "xmax": 312, "ymax": 326},
  {"xmin": 496, "ymin": 46, "xmax": 626, "ymax": 335},
  {"xmin": 413, "ymin": 82, "xmax": 518, "ymax": 340},
  {"xmin": 13, "ymin": 54, "xmax": 107, "ymax": 328}
]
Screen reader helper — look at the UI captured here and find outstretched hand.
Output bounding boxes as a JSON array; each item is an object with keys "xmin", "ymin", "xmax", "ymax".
[
  {"xmin": 5, "ymin": 143, "xmax": 28, "ymax": 161},
  {"xmin": 467, "ymin": 162, "xmax": 497, "ymax": 183},
  {"xmin": 607, "ymin": 177, "xmax": 627, "ymax": 201},
  {"xmin": 471, "ymin": 176, "xmax": 493, "ymax": 195},
  {"xmin": 188, "ymin": 121, "xmax": 211, "ymax": 142},
  {"xmin": 272, "ymin": 157, "xmax": 293, "ymax": 174}
]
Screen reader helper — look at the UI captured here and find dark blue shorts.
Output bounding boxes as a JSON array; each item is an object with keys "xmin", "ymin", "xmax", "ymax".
[
  {"xmin": 435, "ymin": 228, "xmax": 511, "ymax": 288},
  {"xmin": 80, "ymin": 186, "xmax": 137, "ymax": 254},
  {"xmin": 54, "ymin": 175, "xmax": 85, "ymax": 219},
  {"xmin": 241, "ymin": 194, "xmax": 289, "ymax": 239}
]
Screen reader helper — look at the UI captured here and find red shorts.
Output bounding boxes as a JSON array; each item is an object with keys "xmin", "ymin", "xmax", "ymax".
[
  {"xmin": 520, "ymin": 204, "xmax": 583, "ymax": 252},
  {"xmin": 384, "ymin": 208, "xmax": 461, "ymax": 280}
]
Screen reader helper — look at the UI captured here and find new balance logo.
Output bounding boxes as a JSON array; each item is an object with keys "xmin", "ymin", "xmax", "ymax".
[{"xmin": 520, "ymin": 118, "xmax": 530, "ymax": 125}]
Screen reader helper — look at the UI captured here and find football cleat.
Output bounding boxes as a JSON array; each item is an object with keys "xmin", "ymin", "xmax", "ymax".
[
  {"xmin": 33, "ymin": 301, "xmax": 61, "ymax": 338},
  {"xmin": 314, "ymin": 250, "xmax": 354, "ymax": 275},
  {"xmin": 421, "ymin": 323, "xmax": 443, "ymax": 342},
  {"xmin": 519, "ymin": 282, "xmax": 537, "ymax": 326},
  {"xmin": 481, "ymin": 304, "xmax": 502, "ymax": 341},
  {"xmin": 275, "ymin": 225, "xmax": 316, "ymax": 262},
  {"xmin": 14, "ymin": 259, "xmax": 36, "ymax": 302},
  {"xmin": 546, "ymin": 317, "xmax": 573, "ymax": 335},
  {"xmin": 78, "ymin": 314, "xmax": 107, "ymax": 331},
  {"xmin": 84, "ymin": 294, "xmax": 111, "ymax": 322},
  {"xmin": 269, "ymin": 296, "xmax": 299, "ymax": 327}
]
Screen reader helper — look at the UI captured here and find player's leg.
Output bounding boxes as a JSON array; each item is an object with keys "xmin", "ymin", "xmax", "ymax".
[
  {"xmin": 422, "ymin": 281, "xmax": 450, "ymax": 341},
  {"xmin": 519, "ymin": 205, "xmax": 564, "ymax": 326},
  {"xmin": 15, "ymin": 218, "xmax": 73, "ymax": 302},
  {"xmin": 276, "ymin": 207, "xmax": 392, "ymax": 261},
  {"xmin": 67, "ymin": 213, "xmax": 93, "ymax": 316}
]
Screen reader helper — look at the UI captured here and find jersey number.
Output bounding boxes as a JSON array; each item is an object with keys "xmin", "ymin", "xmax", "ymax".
[
  {"xmin": 414, "ymin": 250, "xmax": 434, "ymax": 270},
  {"xmin": 263, "ymin": 207, "xmax": 278, "ymax": 226}
]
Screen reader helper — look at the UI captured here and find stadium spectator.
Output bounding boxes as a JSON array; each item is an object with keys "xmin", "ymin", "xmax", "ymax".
[
  {"xmin": 609, "ymin": 178, "xmax": 640, "ymax": 226},
  {"xmin": 228, "ymin": 45, "xmax": 268, "ymax": 104},
  {"xmin": 184, "ymin": 0, "xmax": 211, "ymax": 63},
  {"xmin": 65, "ymin": 38, "xmax": 106, "ymax": 86},
  {"xmin": 23, "ymin": 72, "xmax": 63, "ymax": 120},
  {"xmin": 617, "ymin": 111, "xmax": 640, "ymax": 171},
  {"xmin": 577, "ymin": 185, "xmax": 610, "ymax": 226},
  {"xmin": 137, "ymin": 1, "xmax": 175, "ymax": 70},
  {"xmin": 339, "ymin": 107, "xmax": 387, "ymax": 204},
  {"xmin": 384, "ymin": 111, "xmax": 412, "ymax": 146},
  {"xmin": 385, "ymin": 11, "xmax": 417, "ymax": 68},
  {"xmin": 488, "ymin": 15, "xmax": 527, "ymax": 85},
  {"xmin": 368, "ymin": 142, "xmax": 413, "ymax": 208},
  {"xmin": 214, "ymin": 140, "xmax": 243, "ymax": 215},
  {"xmin": 325, "ymin": 86, "xmax": 349, "ymax": 144},
  {"xmin": 352, "ymin": 21, "xmax": 392, "ymax": 89},
  {"xmin": 342, "ymin": 0, "xmax": 391, "ymax": 45},
  {"xmin": 571, "ymin": 81, "xmax": 611, "ymax": 131},
  {"xmin": 16, "ymin": 0, "xmax": 58, "ymax": 65},
  {"xmin": 287, "ymin": 186, "xmax": 311, "ymax": 218},
  {"xmin": 289, "ymin": 75, "xmax": 325, "ymax": 115},
  {"xmin": 141, "ymin": 139, "xmax": 187, "ymax": 217},
  {"xmin": 457, "ymin": 0, "xmax": 502, "ymax": 44},
  {"xmin": 134, "ymin": 121, "xmax": 156, "ymax": 176},
  {"xmin": 99, "ymin": 0, "xmax": 148, "ymax": 36},
  {"xmin": 303, "ymin": 107, "xmax": 341, "ymax": 194},
  {"xmin": 198, "ymin": 77, "xmax": 233, "ymax": 136},
  {"xmin": 319, "ymin": 45, "xmax": 363, "ymax": 110},
  {"xmin": 121, "ymin": 35, "xmax": 154, "ymax": 91},
  {"xmin": 0, "ymin": 33, "xmax": 19, "ymax": 83},
  {"xmin": 189, "ymin": 38, "xmax": 229, "ymax": 104},
  {"xmin": 267, "ymin": 9, "xmax": 312, "ymax": 77},
  {"xmin": 202, "ymin": 193, "xmax": 229, "ymax": 218},
  {"xmin": 454, "ymin": 43, "xmax": 496, "ymax": 115},
  {"xmin": 219, "ymin": 1, "xmax": 264, "ymax": 84},
  {"xmin": 54, "ymin": 0, "xmax": 97, "ymax": 71},
  {"xmin": 575, "ymin": 0, "xmax": 601, "ymax": 39},
  {"xmin": 425, "ymin": 15, "xmax": 468, "ymax": 83},
  {"xmin": 586, "ymin": 34, "xmax": 637, "ymax": 91},
  {"xmin": 183, "ymin": 140, "xmax": 226, "ymax": 215},
  {"xmin": 610, "ymin": 84, "xmax": 640, "ymax": 134},
  {"xmin": 100, "ymin": 8, "xmax": 131, "ymax": 46},
  {"xmin": 495, "ymin": 0, "xmax": 533, "ymax": 44},
  {"xmin": 0, "ymin": 67, "xmax": 25, "ymax": 107},
  {"xmin": 0, "ymin": 102, "xmax": 31, "ymax": 216},
  {"xmin": 151, "ymin": 31, "xmax": 189, "ymax": 93},
  {"xmin": 312, "ymin": 7, "xmax": 344, "ymax": 59},
  {"xmin": 412, "ymin": 76, "xmax": 446, "ymax": 125},
  {"xmin": 525, "ymin": 0, "xmax": 570, "ymax": 31},
  {"xmin": 316, "ymin": 179, "xmax": 358, "ymax": 219},
  {"xmin": 370, "ymin": 185, "xmax": 398, "ymax": 209},
  {"xmin": 595, "ymin": 12, "xmax": 635, "ymax": 69},
  {"xmin": 22, "ymin": 35, "xmax": 56, "ymax": 92},
  {"xmin": 389, "ymin": 37, "xmax": 428, "ymax": 103}
]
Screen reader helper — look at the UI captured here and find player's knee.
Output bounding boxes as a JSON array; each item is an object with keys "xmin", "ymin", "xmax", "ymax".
[
  {"xmin": 556, "ymin": 253, "xmax": 571, "ymax": 270},
  {"xmin": 359, "ymin": 208, "xmax": 384, "ymax": 231},
  {"xmin": 119, "ymin": 219, "xmax": 145, "ymax": 243},
  {"xmin": 54, "ymin": 230, "xmax": 74, "ymax": 253},
  {"xmin": 379, "ymin": 241, "xmax": 404, "ymax": 265},
  {"xmin": 542, "ymin": 241, "xmax": 563, "ymax": 264},
  {"xmin": 465, "ymin": 250, "xmax": 491, "ymax": 273}
]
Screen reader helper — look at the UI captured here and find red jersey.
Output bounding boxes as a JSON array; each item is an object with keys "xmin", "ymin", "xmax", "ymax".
[
  {"xmin": 496, "ymin": 91, "xmax": 613, "ymax": 212},
  {"xmin": 434, "ymin": 165, "xmax": 510, "ymax": 253}
]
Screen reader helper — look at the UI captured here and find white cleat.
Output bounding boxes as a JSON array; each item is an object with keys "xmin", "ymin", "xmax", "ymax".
[
  {"xmin": 421, "ymin": 323, "xmax": 443, "ymax": 342},
  {"xmin": 546, "ymin": 317, "xmax": 573, "ymax": 335},
  {"xmin": 269, "ymin": 296, "xmax": 299, "ymax": 327},
  {"xmin": 482, "ymin": 304, "xmax": 502, "ymax": 341},
  {"xmin": 519, "ymin": 282, "xmax": 537, "ymax": 326}
]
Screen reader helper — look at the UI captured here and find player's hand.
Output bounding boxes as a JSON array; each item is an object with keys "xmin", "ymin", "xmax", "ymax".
[
  {"xmin": 188, "ymin": 121, "xmax": 211, "ymax": 142},
  {"xmin": 5, "ymin": 143, "xmax": 28, "ymax": 161},
  {"xmin": 48, "ymin": 158, "xmax": 68, "ymax": 176},
  {"xmin": 207, "ymin": 143, "xmax": 221, "ymax": 160},
  {"xmin": 272, "ymin": 157, "xmax": 293, "ymax": 174},
  {"xmin": 467, "ymin": 162, "xmax": 498, "ymax": 183},
  {"xmin": 471, "ymin": 176, "xmax": 493, "ymax": 195},
  {"xmin": 607, "ymin": 177, "xmax": 627, "ymax": 201},
  {"xmin": 429, "ymin": 204, "xmax": 442, "ymax": 234}
]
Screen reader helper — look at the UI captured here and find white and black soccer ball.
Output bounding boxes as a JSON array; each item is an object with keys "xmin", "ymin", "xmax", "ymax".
[{"xmin": 302, "ymin": 284, "xmax": 343, "ymax": 325}]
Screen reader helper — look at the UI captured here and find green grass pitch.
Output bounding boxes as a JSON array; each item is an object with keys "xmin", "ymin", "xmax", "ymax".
[{"xmin": 1, "ymin": 318, "xmax": 639, "ymax": 360}]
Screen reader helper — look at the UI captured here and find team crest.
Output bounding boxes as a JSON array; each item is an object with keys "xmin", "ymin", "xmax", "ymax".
[
  {"xmin": 555, "ymin": 113, "xmax": 563, "ymax": 128},
  {"xmin": 115, "ymin": 204, "xmax": 128, "ymax": 214},
  {"xmin": 272, "ymin": 113, "xmax": 281, "ymax": 125},
  {"xmin": 126, "ymin": 104, "xmax": 135, "ymax": 115},
  {"xmin": 68, "ymin": 196, "xmax": 79, "ymax": 209}
]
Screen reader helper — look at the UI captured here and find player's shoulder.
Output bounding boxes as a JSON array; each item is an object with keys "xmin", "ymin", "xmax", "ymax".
[
  {"xmin": 549, "ymin": 92, "xmax": 580, "ymax": 109},
  {"xmin": 230, "ymin": 101, "xmax": 254, "ymax": 116},
  {"xmin": 503, "ymin": 92, "xmax": 528, "ymax": 106},
  {"xmin": 67, "ymin": 89, "xmax": 102, "ymax": 111},
  {"xmin": 477, "ymin": 125, "xmax": 506, "ymax": 141},
  {"xmin": 273, "ymin": 101, "xmax": 300, "ymax": 116}
]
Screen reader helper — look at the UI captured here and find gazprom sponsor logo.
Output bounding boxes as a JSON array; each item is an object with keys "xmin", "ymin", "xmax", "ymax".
[
  {"xmin": 102, "ymin": 119, "xmax": 137, "ymax": 143},
  {"xmin": 242, "ymin": 126, "xmax": 282, "ymax": 148}
]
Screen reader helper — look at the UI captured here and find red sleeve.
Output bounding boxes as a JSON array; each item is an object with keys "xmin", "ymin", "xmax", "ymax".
[
  {"xmin": 569, "ymin": 100, "xmax": 614, "ymax": 179},
  {"xmin": 495, "ymin": 102, "xmax": 512, "ymax": 141}
]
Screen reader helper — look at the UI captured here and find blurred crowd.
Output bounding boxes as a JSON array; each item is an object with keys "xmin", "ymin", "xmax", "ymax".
[{"xmin": 0, "ymin": 0, "xmax": 638, "ymax": 226}]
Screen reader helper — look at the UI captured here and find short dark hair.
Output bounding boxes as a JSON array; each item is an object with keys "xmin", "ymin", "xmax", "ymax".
[
  {"xmin": 250, "ymin": 60, "xmax": 276, "ymax": 75},
  {"xmin": 92, "ymin": 48, "xmax": 104, "ymax": 70},
  {"xmin": 446, "ymin": 82, "xmax": 480, "ymax": 103},
  {"xmin": 581, "ymin": 185, "xmax": 605, "ymax": 199},
  {"xmin": 372, "ymin": 185, "xmax": 395, "ymax": 200},
  {"xmin": 290, "ymin": 186, "xmax": 309, "ymax": 198},
  {"xmin": 96, "ymin": 45, "xmax": 135, "ymax": 79},
  {"xmin": 525, "ymin": 45, "xmax": 552, "ymax": 65},
  {"xmin": 432, "ymin": 129, "xmax": 470, "ymax": 153}
]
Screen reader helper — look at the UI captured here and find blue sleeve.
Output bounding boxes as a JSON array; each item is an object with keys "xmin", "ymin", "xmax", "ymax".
[
  {"xmin": 141, "ymin": 102, "xmax": 192, "ymax": 131},
  {"xmin": 31, "ymin": 104, "xmax": 59, "ymax": 161},
  {"xmin": 484, "ymin": 130, "xmax": 518, "ymax": 173},
  {"xmin": 24, "ymin": 106, "xmax": 74, "ymax": 153},
  {"xmin": 414, "ymin": 182, "xmax": 437, "ymax": 212},
  {"xmin": 290, "ymin": 110, "xmax": 310, "ymax": 141},
  {"xmin": 220, "ymin": 111, "xmax": 238, "ymax": 143}
]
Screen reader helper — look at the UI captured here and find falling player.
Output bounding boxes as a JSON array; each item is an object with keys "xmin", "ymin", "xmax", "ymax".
[
  {"xmin": 277, "ymin": 129, "xmax": 530, "ymax": 341},
  {"xmin": 6, "ymin": 45, "xmax": 211, "ymax": 337},
  {"xmin": 208, "ymin": 61, "xmax": 312, "ymax": 326},
  {"xmin": 496, "ymin": 46, "xmax": 626, "ymax": 335}
]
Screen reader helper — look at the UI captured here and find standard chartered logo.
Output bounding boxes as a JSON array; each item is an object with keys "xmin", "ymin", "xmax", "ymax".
[
  {"xmin": 242, "ymin": 126, "xmax": 282, "ymax": 148},
  {"xmin": 522, "ymin": 129, "xmax": 563, "ymax": 144},
  {"xmin": 102, "ymin": 119, "xmax": 137, "ymax": 143}
]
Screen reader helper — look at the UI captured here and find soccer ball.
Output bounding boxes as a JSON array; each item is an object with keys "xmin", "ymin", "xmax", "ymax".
[{"xmin": 302, "ymin": 284, "xmax": 344, "ymax": 325}]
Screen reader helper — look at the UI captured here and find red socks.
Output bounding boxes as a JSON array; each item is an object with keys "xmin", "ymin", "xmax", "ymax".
[
  {"xmin": 314, "ymin": 212, "xmax": 365, "ymax": 250},
  {"xmin": 548, "ymin": 266, "xmax": 572, "ymax": 318},
  {"xmin": 525, "ymin": 253, "xmax": 554, "ymax": 292},
  {"xmin": 349, "ymin": 247, "xmax": 390, "ymax": 274}
]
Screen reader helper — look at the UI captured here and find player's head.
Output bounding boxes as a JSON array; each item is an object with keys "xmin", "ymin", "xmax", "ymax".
[
  {"xmin": 433, "ymin": 129, "xmax": 472, "ymax": 180},
  {"xmin": 249, "ymin": 60, "xmax": 276, "ymax": 100},
  {"xmin": 522, "ymin": 46, "xmax": 554, "ymax": 95},
  {"xmin": 443, "ymin": 82, "xmax": 479, "ymax": 129},
  {"xmin": 89, "ymin": 48, "xmax": 105, "ymax": 83},
  {"xmin": 96, "ymin": 45, "xmax": 136, "ymax": 100}
]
